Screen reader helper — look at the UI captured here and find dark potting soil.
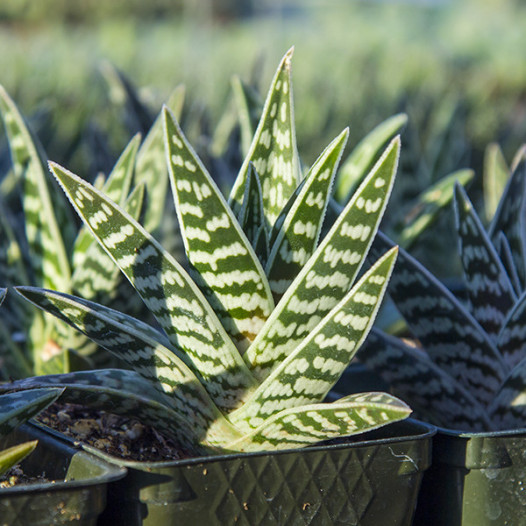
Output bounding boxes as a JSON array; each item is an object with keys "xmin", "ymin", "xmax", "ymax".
[
  {"xmin": 36, "ymin": 403, "xmax": 194, "ymax": 462},
  {"xmin": 0, "ymin": 465, "xmax": 51, "ymax": 488}
]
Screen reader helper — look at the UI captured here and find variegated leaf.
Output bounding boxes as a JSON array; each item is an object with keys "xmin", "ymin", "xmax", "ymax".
[
  {"xmin": 73, "ymin": 133, "xmax": 141, "ymax": 269},
  {"xmin": 496, "ymin": 232, "xmax": 522, "ymax": 296},
  {"xmin": 358, "ymin": 329, "xmax": 493, "ymax": 431},
  {"xmin": 454, "ymin": 183, "xmax": 517, "ymax": 341},
  {"xmin": 335, "ymin": 113, "xmax": 407, "ymax": 202},
  {"xmin": 0, "ymin": 441, "xmax": 38, "ymax": 477},
  {"xmin": 489, "ymin": 157, "xmax": 526, "ymax": 287},
  {"xmin": 265, "ymin": 129, "xmax": 349, "ymax": 299},
  {"xmin": 229, "ymin": 48, "xmax": 299, "ymax": 226},
  {"xmin": 164, "ymin": 108, "xmax": 274, "ymax": 350},
  {"xmin": 48, "ymin": 164, "xmax": 258, "ymax": 412},
  {"xmin": 370, "ymin": 231, "xmax": 508, "ymax": 406},
  {"xmin": 226, "ymin": 393, "xmax": 410, "ymax": 452},
  {"xmin": 231, "ymin": 247, "xmax": 397, "ymax": 430},
  {"xmin": 0, "ymin": 388, "xmax": 63, "ymax": 437},
  {"xmin": 239, "ymin": 163, "xmax": 268, "ymax": 256},
  {"xmin": 497, "ymin": 290, "xmax": 526, "ymax": 369},
  {"xmin": 0, "ymin": 86, "xmax": 70, "ymax": 292},
  {"xmin": 393, "ymin": 169, "xmax": 474, "ymax": 249},
  {"xmin": 484, "ymin": 143, "xmax": 509, "ymax": 222},
  {"xmin": 489, "ymin": 357, "xmax": 526, "ymax": 430},
  {"xmin": 245, "ymin": 137, "xmax": 400, "ymax": 380}
]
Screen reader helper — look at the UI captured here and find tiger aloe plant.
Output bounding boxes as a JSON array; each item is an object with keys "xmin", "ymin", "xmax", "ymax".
[
  {"xmin": 3, "ymin": 49, "xmax": 410, "ymax": 454},
  {"xmin": 0, "ymin": 85, "xmax": 188, "ymax": 377},
  {"xmin": 358, "ymin": 152, "xmax": 526, "ymax": 431}
]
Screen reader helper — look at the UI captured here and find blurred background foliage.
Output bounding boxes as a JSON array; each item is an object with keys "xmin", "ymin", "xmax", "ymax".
[{"xmin": 1, "ymin": 0, "xmax": 526, "ymax": 275}]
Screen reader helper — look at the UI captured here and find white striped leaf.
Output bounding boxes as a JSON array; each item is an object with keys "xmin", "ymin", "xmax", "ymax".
[
  {"xmin": 393, "ymin": 169, "xmax": 474, "ymax": 249},
  {"xmin": 245, "ymin": 137, "xmax": 400, "ymax": 380},
  {"xmin": 489, "ymin": 157, "xmax": 526, "ymax": 287},
  {"xmin": 359, "ymin": 329, "xmax": 493, "ymax": 431},
  {"xmin": 495, "ymin": 232, "xmax": 522, "ymax": 296},
  {"xmin": 484, "ymin": 143, "xmax": 510, "ymax": 222},
  {"xmin": 489, "ymin": 357, "xmax": 526, "ymax": 430},
  {"xmin": 73, "ymin": 133, "xmax": 141, "ymax": 269},
  {"xmin": 231, "ymin": 247, "xmax": 397, "ymax": 430},
  {"xmin": 0, "ymin": 86, "xmax": 71, "ymax": 292},
  {"xmin": 0, "ymin": 388, "xmax": 63, "ymax": 437},
  {"xmin": 454, "ymin": 183, "xmax": 517, "ymax": 341},
  {"xmin": 335, "ymin": 113, "xmax": 407, "ymax": 202},
  {"xmin": 226, "ymin": 393, "xmax": 410, "ymax": 452},
  {"xmin": 239, "ymin": 163, "xmax": 268, "ymax": 256},
  {"xmin": 229, "ymin": 48, "xmax": 299, "ymax": 226},
  {"xmin": 370, "ymin": 231, "xmax": 508, "ymax": 406},
  {"xmin": 265, "ymin": 129, "xmax": 349, "ymax": 299},
  {"xmin": 0, "ymin": 441, "xmax": 38, "ymax": 477},
  {"xmin": 164, "ymin": 108, "xmax": 274, "ymax": 351},
  {"xmin": 48, "ymin": 163, "xmax": 258, "ymax": 412},
  {"xmin": 497, "ymin": 290, "xmax": 526, "ymax": 369}
]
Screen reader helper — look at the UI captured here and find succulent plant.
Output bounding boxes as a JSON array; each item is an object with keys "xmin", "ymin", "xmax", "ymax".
[
  {"xmin": 358, "ymin": 152, "xmax": 526, "ymax": 431},
  {"xmin": 0, "ymin": 382, "xmax": 62, "ymax": 477},
  {"xmin": 3, "ymin": 49, "xmax": 410, "ymax": 454}
]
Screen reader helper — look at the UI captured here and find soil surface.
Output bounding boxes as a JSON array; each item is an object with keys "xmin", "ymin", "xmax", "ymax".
[
  {"xmin": 36, "ymin": 403, "xmax": 193, "ymax": 462},
  {"xmin": 0, "ymin": 466, "xmax": 50, "ymax": 488}
]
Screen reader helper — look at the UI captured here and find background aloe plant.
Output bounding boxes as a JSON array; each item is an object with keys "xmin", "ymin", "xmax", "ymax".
[
  {"xmin": 357, "ymin": 151, "xmax": 526, "ymax": 431},
  {"xmin": 3, "ymin": 50, "xmax": 410, "ymax": 454}
]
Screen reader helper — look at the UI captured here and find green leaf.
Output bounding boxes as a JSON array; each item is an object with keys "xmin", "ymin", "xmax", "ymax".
[
  {"xmin": 245, "ymin": 137, "xmax": 400, "ymax": 380},
  {"xmin": 393, "ymin": 169, "xmax": 474, "ymax": 249},
  {"xmin": 359, "ymin": 329, "xmax": 493, "ymax": 431},
  {"xmin": 229, "ymin": 48, "xmax": 299, "ymax": 226},
  {"xmin": 484, "ymin": 143, "xmax": 509, "ymax": 222},
  {"xmin": 0, "ymin": 441, "xmax": 38, "ymax": 477},
  {"xmin": 164, "ymin": 107, "xmax": 274, "ymax": 351},
  {"xmin": 231, "ymin": 247, "xmax": 398, "ymax": 430},
  {"xmin": 0, "ymin": 388, "xmax": 63, "ymax": 437},
  {"xmin": 265, "ymin": 129, "xmax": 349, "ymax": 299},
  {"xmin": 48, "ymin": 163, "xmax": 257, "ymax": 412},
  {"xmin": 226, "ymin": 393, "xmax": 410, "ymax": 452},
  {"xmin": 370, "ymin": 231, "xmax": 508, "ymax": 406},
  {"xmin": 0, "ymin": 85, "xmax": 71, "ymax": 292},
  {"xmin": 454, "ymin": 183, "xmax": 517, "ymax": 341},
  {"xmin": 335, "ymin": 113, "xmax": 407, "ymax": 202},
  {"xmin": 73, "ymin": 133, "xmax": 141, "ymax": 269}
]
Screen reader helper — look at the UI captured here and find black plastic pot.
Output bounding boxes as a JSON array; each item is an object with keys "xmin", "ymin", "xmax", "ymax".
[
  {"xmin": 0, "ymin": 424, "xmax": 126, "ymax": 526},
  {"xmin": 413, "ymin": 426, "xmax": 526, "ymax": 526},
  {"xmin": 80, "ymin": 419, "xmax": 433, "ymax": 526}
]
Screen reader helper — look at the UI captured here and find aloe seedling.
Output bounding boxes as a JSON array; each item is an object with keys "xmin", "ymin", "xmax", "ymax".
[
  {"xmin": 359, "ymin": 154, "xmax": 526, "ymax": 431},
  {"xmin": 5, "ymin": 50, "xmax": 409, "ymax": 454}
]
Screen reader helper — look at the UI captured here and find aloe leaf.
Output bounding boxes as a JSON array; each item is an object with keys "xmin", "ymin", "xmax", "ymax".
[
  {"xmin": 239, "ymin": 163, "xmax": 268, "ymax": 254},
  {"xmin": 265, "ymin": 129, "xmax": 349, "ymax": 299},
  {"xmin": 335, "ymin": 113, "xmax": 407, "ymax": 203},
  {"xmin": 0, "ymin": 441, "xmax": 38, "ymax": 477},
  {"xmin": 231, "ymin": 247, "xmax": 397, "ymax": 430},
  {"xmin": 359, "ymin": 329, "xmax": 493, "ymax": 431},
  {"xmin": 454, "ymin": 183, "xmax": 517, "ymax": 341},
  {"xmin": 245, "ymin": 137, "xmax": 400, "ymax": 380},
  {"xmin": 370, "ymin": 231, "xmax": 508, "ymax": 406},
  {"xmin": 393, "ymin": 168, "xmax": 474, "ymax": 249},
  {"xmin": 227, "ymin": 393, "xmax": 410, "ymax": 452},
  {"xmin": 135, "ymin": 88, "xmax": 186, "ymax": 240},
  {"xmin": 484, "ymin": 143, "xmax": 510, "ymax": 222},
  {"xmin": 0, "ymin": 388, "xmax": 63, "ymax": 437},
  {"xmin": 489, "ymin": 357, "xmax": 526, "ymax": 430},
  {"xmin": 164, "ymin": 108, "xmax": 274, "ymax": 350},
  {"xmin": 231, "ymin": 75, "xmax": 263, "ymax": 157},
  {"xmin": 497, "ymin": 290, "xmax": 526, "ymax": 369},
  {"xmin": 0, "ymin": 86, "xmax": 71, "ymax": 292},
  {"xmin": 73, "ymin": 133, "xmax": 141, "ymax": 268},
  {"xmin": 496, "ymin": 232, "xmax": 522, "ymax": 296},
  {"xmin": 229, "ymin": 48, "xmax": 299, "ymax": 226},
  {"xmin": 489, "ymin": 157, "xmax": 526, "ymax": 287}
]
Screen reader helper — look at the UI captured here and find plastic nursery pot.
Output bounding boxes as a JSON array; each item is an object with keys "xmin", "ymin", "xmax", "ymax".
[
  {"xmin": 78, "ymin": 419, "xmax": 434, "ymax": 526},
  {"xmin": 0, "ymin": 425, "xmax": 126, "ymax": 526},
  {"xmin": 413, "ymin": 426, "xmax": 526, "ymax": 526}
]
